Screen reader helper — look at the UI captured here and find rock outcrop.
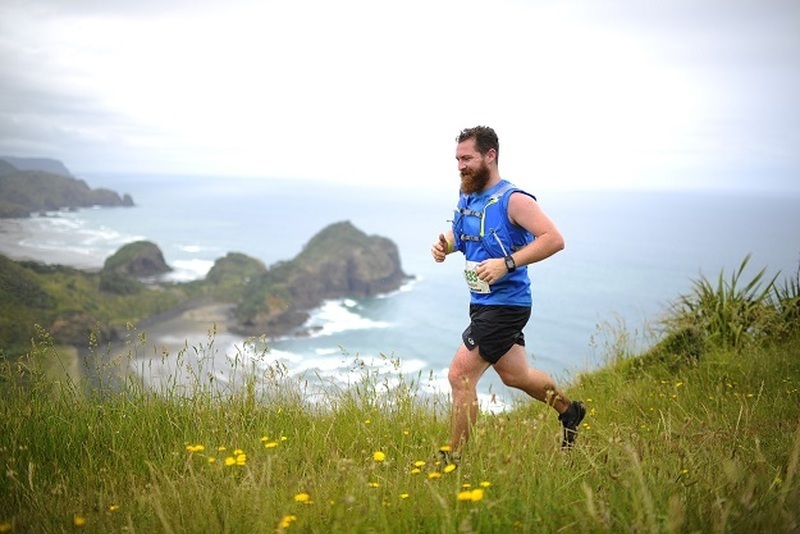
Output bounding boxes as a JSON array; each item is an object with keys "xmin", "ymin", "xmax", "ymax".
[
  {"xmin": 233, "ymin": 221, "xmax": 410, "ymax": 337},
  {"xmin": 0, "ymin": 157, "xmax": 134, "ymax": 218},
  {"xmin": 99, "ymin": 241, "xmax": 172, "ymax": 294},
  {"xmin": 104, "ymin": 241, "xmax": 171, "ymax": 278}
]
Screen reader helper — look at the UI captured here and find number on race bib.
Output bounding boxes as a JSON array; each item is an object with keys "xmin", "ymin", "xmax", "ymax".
[{"xmin": 464, "ymin": 261, "xmax": 491, "ymax": 294}]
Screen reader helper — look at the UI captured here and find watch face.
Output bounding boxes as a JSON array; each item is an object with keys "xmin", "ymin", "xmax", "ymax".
[{"xmin": 505, "ymin": 256, "xmax": 515, "ymax": 271}]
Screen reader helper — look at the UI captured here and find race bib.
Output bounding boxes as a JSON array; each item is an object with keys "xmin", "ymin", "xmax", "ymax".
[{"xmin": 464, "ymin": 260, "xmax": 491, "ymax": 294}]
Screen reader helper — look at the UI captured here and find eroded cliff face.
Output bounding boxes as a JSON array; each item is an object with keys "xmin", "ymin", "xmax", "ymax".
[
  {"xmin": 0, "ymin": 159, "xmax": 134, "ymax": 218},
  {"xmin": 233, "ymin": 221, "xmax": 410, "ymax": 337}
]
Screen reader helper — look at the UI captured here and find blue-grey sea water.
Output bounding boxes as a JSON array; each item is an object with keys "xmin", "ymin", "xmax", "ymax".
[{"xmin": 13, "ymin": 173, "xmax": 800, "ymax": 407}]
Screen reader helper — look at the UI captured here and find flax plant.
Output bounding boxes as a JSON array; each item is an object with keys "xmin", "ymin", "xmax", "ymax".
[{"xmin": 665, "ymin": 254, "xmax": 781, "ymax": 351}]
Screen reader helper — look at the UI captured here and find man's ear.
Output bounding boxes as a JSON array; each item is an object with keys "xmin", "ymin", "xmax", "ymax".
[{"xmin": 486, "ymin": 148, "xmax": 498, "ymax": 165}]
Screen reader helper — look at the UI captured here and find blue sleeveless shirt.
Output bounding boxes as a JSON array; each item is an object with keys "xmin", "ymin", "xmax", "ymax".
[{"xmin": 451, "ymin": 180, "xmax": 536, "ymax": 306}]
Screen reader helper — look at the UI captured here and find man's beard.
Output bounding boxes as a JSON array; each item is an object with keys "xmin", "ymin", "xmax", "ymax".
[{"xmin": 460, "ymin": 159, "xmax": 491, "ymax": 194}]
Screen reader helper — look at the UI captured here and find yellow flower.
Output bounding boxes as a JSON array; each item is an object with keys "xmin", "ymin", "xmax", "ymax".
[
  {"xmin": 439, "ymin": 445, "xmax": 452, "ymax": 452},
  {"xmin": 185, "ymin": 444, "xmax": 205, "ymax": 453},
  {"xmin": 294, "ymin": 493, "xmax": 310, "ymax": 503},
  {"xmin": 427, "ymin": 472, "xmax": 442, "ymax": 480},
  {"xmin": 410, "ymin": 468, "xmax": 421, "ymax": 474},
  {"xmin": 208, "ymin": 457, "xmax": 216, "ymax": 463},
  {"xmin": 373, "ymin": 451, "xmax": 386, "ymax": 462},
  {"xmin": 443, "ymin": 464, "xmax": 456, "ymax": 474},
  {"xmin": 457, "ymin": 489, "xmax": 484, "ymax": 502},
  {"xmin": 413, "ymin": 460, "xmax": 426, "ymax": 467},
  {"xmin": 260, "ymin": 436, "xmax": 270, "ymax": 442},
  {"xmin": 265, "ymin": 441, "xmax": 279, "ymax": 448},
  {"xmin": 236, "ymin": 453, "xmax": 247, "ymax": 466},
  {"xmin": 108, "ymin": 504, "xmax": 120, "ymax": 511},
  {"xmin": 400, "ymin": 493, "xmax": 409, "ymax": 499},
  {"xmin": 479, "ymin": 481, "xmax": 491, "ymax": 488},
  {"xmin": 224, "ymin": 457, "xmax": 236, "ymax": 466},
  {"xmin": 368, "ymin": 482, "xmax": 380, "ymax": 488},
  {"xmin": 73, "ymin": 515, "xmax": 87, "ymax": 527},
  {"xmin": 278, "ymin": 514, "xmax": 297, "ymax": 529},
  {"xmin": 281, "ymin": 436, "xmax": 288, "ymax": 441},
  {"xmin": 462, "ymin": 483, "xmax": 472, "ymax": 489},
  {"xmin": 217, "ymin": 446, "xmax": 226, "ymax": 451}
]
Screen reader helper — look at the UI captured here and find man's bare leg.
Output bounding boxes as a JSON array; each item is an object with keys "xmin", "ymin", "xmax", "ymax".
[
  {"xmin": 492, "ymin": 344, "xmax": 571, "ymax": 414},
  {"xmin": 447, "ymin": 343, "xmax": 490, "ymax": 450}
]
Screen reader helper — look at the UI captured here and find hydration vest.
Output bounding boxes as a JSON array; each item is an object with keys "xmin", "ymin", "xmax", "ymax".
[
  {"xmin": 452, "ymin": 180, "xmax": 536, "ymax": 260},
  {"xmin": 451, "ymin": 180, "xmax": 537, "ymax": 306}
]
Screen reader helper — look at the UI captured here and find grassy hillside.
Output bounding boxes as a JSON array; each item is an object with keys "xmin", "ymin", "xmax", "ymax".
[
  {"xmin": 0, "ymin": 166, "xmax": 133, "ymax": 218},
  {"xmin": 0, "ymin": 257, "xmax": 798, "ymax": 532},
  {"xmin": 0, "ymin": 254, "xmax": 200, "ymax": 356}
]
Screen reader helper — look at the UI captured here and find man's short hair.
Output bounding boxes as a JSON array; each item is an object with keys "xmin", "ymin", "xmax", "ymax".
[{"xmin": 456, "ymin": 126, "xmax": 499, "ymax": 162}]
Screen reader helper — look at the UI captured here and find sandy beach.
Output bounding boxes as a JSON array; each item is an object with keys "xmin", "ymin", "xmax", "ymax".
[
  {"xmin": 1, "ymin": 217, "xmax": 239, "ymax": 364},
  {"xmin": 0, "ymin": 217, "xmax": 105, "ymax": 270}
]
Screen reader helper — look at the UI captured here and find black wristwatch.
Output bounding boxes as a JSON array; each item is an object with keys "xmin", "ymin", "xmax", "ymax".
[{"xmin": 504, "ymin": 255, "xmax": 516, "ymax": 272}]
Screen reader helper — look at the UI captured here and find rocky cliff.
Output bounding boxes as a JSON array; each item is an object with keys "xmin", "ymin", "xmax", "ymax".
[
  {"xmin": 233, "ymin": 221, "xmax": 410, "ymax": 337},
  {"xmin": 0, "ymin": 222, "xmax": 410, "ymax": 354},
  {"xmin": 0, "ymin": 157, "xmax": 134, "ymax": 217}
]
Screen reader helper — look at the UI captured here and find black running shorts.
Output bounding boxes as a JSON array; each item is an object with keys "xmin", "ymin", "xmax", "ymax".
[{"xmin": 461, "ymin": 304, "xmax": 531, "ymax": 364}]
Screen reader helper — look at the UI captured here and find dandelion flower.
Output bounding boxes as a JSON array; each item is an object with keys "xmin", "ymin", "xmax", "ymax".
[
  {"xmin": 427, "ymin": 472, "xmax": 442, "ymax": 480},
  {"xmin": 186, "ymin": 444, "xmax": 205, "ymax": 453},
  {"xmin": 265, "ymin": 441, "xmax": 279, "ymax": 449},
  {"xmin": 208, "ymin": 457, "xmax": 216, "ymax": 464},
  {"xmin": 457, "ymin": 489, "xmax": 484, "ymax": 502},
  {"xmin": 414, "ymin": 460, "xmax": 426, "ymax": 467},
  {"xmin": 443, "ymin": 464, "xmax": 456, "ymax": 474},
  {"xmin": 410, "ymin": 468, "xmax": 421, "ymax": 474},
  {"xmin": 294, "ymin": 493, "xmax": 311, "ymax": 503},
  {"xmin": 73, "ymin": 515, "xmax": 87, "ymax": 527},
  {"xmin": 278, "ymin": 514, "xmax": 297, "ymax": 529},
  {"xmin": 225, "ymin": 457, "xmax": 236, "ymax": 466},
  {"xmin": 479, "ymin": 481, "xmax": 491, "ymax": 488},
  {"xmin": 400, "ymin": 493, "xmax": 409, "ymax": 499},
  {"xmin": 368, "ymin": 482, "xmax": 380, "ymax": 488},
  {"xmin": 217, "ymin": 446, "xmax": 226, "ymax": 451},
  {"xmin": 373, "ymin": 451, "xmax": 386, "ymax": 462},
  {"xmin": 281, "ymin": 436, "xmax": 288, "ymax": 441},
  {"xmin": 439, "ymin": 445, "xmax": 452, "ymax": 452},
  {"xmin": 108, "ymin": 504, "xmax": 120, "ymax": 511}
]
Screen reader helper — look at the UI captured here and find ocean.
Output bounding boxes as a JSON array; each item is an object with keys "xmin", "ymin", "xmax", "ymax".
[{"xmin": 8, "ymin": 173, "xmax": 800, "ymax": 407}]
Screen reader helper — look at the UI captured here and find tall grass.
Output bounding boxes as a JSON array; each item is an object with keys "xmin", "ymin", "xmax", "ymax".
[{"xmin": 1, "ymin": 258, "xmax": 799, "ymax": 532}]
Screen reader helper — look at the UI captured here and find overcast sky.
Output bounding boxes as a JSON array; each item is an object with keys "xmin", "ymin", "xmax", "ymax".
[{"xmin": 1, "ymin": 0, "xmax": 798, "ymax": 193}]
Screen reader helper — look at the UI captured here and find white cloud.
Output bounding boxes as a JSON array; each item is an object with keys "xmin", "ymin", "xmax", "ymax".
[{"xmin": 1, "ymin": 0, "xmax": 798, "ymax": 193}]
